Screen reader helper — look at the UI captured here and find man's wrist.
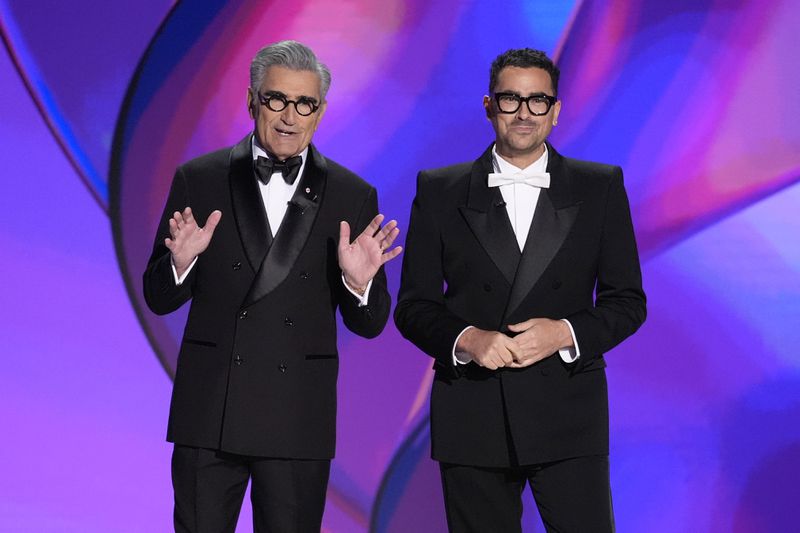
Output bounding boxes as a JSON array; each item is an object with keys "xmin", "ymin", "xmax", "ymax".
[
  {"xmin": 557, "ymin": 320, "xmax": 574, "ymax": 349},
  {"xmin": 343, "ymin": 274, "xmax": 368, "ymax": 296}
]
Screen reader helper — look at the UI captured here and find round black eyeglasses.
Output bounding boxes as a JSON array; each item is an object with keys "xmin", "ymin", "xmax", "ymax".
[
  {"xmin": 258, "ymin": 92, "xmax": 320, "ymax": 116},
  {"xmin": 493, "ymin": 92, "xmax": 557, "ymax": 116}
]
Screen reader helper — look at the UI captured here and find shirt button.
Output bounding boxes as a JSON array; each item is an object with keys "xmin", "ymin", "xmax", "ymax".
[
  {"xmin": 239, "ymin": 310, "xmax": 248, "ymax": 319},
  {"xmin": 284, "ymin": 317, "xmax": 294, "ymax": 327}
]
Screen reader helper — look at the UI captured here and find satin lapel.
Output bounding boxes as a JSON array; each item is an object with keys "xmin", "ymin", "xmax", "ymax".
[
  {"xmin": 243, "ymin": 144, "xmax": 326, "ymax": 307},
  {"xmin": 229, "ymin": 134, "xmax": 271, "ymax": 272},
  {"xmin": 458, "ymin": 145, "xmax": 520, "ymax": 285},
  {"xmin": 505, "ymin": 145, "xmax": 580, "ymax": 318}
]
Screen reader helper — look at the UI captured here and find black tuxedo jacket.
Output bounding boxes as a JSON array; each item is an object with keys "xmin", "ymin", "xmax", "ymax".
[
  {"xmin": 395, "ymin": 143, "xmax": 646, "ymax": 467},
  {"xmin": 143, "ymin": 135, "xmax": 390, "ymax": 459}
]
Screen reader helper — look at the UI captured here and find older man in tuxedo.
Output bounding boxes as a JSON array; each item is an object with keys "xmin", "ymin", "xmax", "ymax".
[
  {"xmin": 144, "ymin": 40, "xmax": 401, "ymax": 533},
  {"xmin": 395, "ymin": 48, "xmax": 646, "ymax": 532}
]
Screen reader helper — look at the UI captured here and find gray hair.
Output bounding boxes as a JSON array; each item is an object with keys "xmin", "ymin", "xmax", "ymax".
[{"xmin": 250, "ymin": 40, "xmax": 331, "ymax": 100}]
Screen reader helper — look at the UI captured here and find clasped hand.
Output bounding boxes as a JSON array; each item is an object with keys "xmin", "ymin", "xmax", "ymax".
[{"xmin": 457, "ymin": 319, "xmax": 572, "ymax": 370}]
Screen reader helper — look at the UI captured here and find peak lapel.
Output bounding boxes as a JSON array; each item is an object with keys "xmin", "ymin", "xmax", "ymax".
[
  {"xmin": 505, "ymin": 144, "xmax": 580, "ymax": 319},
  {"xmin": 243, "ymin": 144, "xmax": 326, "ymax": 307},
  {"xmin": 458, "ymin": 145, "xmax": 520, "ymax": 285},
  {"xmin": 229, "ymin": 135, "xmax": 271, "ymax": 272}
]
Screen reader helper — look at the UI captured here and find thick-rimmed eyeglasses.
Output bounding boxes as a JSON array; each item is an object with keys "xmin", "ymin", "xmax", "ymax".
[
  {"xmin": 257, "ymin": 91, "xmax": 320, "ymax": 116},
  {"xmin": 493, "ymin": 92, "xmax": 557, "ymax": 116}
]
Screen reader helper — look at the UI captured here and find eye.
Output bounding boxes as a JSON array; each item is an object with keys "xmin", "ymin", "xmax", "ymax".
[{"xmin": 266, "ymin": 92, "xmax": 287, "ymax": 103}]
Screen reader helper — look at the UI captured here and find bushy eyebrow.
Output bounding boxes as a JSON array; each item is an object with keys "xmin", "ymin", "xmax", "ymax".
[{"xmin": 261, "ymin": 90, "xmax": 319, "ymax": 104}]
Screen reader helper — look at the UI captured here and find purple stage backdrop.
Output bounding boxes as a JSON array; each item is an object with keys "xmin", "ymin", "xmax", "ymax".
[{"xmin": 1, "ymin": 0, "xmax": 798, "ymax": 531}]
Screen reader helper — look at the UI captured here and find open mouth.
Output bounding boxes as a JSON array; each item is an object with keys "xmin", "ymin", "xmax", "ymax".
[{"xmin": 275, "ymin": 127, "xmax": 296, "ymax": 137}]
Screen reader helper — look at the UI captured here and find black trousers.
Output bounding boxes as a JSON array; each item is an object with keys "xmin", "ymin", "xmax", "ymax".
[
  {"xmin": 440, "ymin": 455, "xmax": 614, "ymax": 533},
  {"xmin": 171, "ymin": 444, "xmax": 330, "ymax": 533}
]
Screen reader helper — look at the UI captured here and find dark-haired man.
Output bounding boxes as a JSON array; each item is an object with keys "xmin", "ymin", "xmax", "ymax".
[
  {"xmin": 395, "ymin": 48, "xmax": 646, "ymax": 532},
  {"xmin": 144, "ymin": 40, "xmax": 401, "ymax": 532}
]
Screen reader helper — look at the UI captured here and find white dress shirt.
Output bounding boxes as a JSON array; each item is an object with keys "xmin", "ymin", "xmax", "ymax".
[
  {"xmin": 171, "ymin": 136, "xmax": 371, "ymax": 305},
  {"xmin": 453, "ymin": 145, "xmax": 580, "ymax": 364}
]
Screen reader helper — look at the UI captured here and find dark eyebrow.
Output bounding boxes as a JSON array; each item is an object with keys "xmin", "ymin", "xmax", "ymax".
[{"xmin": 496, "ymin": 91, "xmax": 552, "ymax": 98}]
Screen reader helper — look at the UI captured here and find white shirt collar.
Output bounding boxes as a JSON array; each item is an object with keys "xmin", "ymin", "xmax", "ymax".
[{"xmin": 491, "ymin": 143, "xmax": 549, "ymax": 175}]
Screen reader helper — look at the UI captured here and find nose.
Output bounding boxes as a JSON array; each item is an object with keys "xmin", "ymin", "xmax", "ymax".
[
  {"xmin": 516, "ymin": 102, "xmax": 532, "ymax": 120},
  {"xmin": 280, "ymin": 104, "xmax": 298, "ymax": 124}
]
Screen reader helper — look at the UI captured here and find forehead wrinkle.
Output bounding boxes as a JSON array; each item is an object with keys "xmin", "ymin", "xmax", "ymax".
[{"xmin": 259, "ymin": 67, "xmax": 322, "ymax": 101}]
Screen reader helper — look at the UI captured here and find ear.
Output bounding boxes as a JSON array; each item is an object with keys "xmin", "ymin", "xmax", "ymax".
[
  {"xmin": 246, "ymin": 88, "xmax": 256, "ymax": 119},
  {"xmin": 483, "ymin": 95, "xmax": 492, "ymax": 119},
  {"xmin": 313, "ymin": 100, "xmax": 328, "ymax": 131},
  {"xmin": 552, "ymin": 99, "xmax": 562, "ymax": 126}
]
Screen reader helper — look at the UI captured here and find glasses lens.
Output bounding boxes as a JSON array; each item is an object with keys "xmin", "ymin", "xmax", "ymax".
[
  {"xmin": 527, "ymin": 97, "xmax": 551, "ymax": 115},
  {"xmin": 295, "ymin": 99, "xmax": 315, "ymax": 116},
  {"xmin": 265, "ymin": 95, "xmax": 288, "ymax": 112},
  {"xmin": 496, "ymin": 94, "xmax": 521, "ymax": 113}
]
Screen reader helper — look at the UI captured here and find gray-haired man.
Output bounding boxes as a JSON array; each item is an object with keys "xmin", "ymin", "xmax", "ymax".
[{"xmin": 144, "ymin": 40, "xmax": 401, "ymax": 532}]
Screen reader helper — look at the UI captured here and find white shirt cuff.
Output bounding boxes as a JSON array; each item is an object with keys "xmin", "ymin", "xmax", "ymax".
[
  {"xmin": 171, "ymin": 256, "xmax": 198, "ymax": 286},
  {"xmin": 452, "ymin": 326, "xmax": 474, "ymax": 365},
  {"xmin": 558, "ymin": 319, "xmax": 580, "ymax": 363},
  {"xmin": 341, "ymin": 274, "xmax": 373, "ymax": 307}
]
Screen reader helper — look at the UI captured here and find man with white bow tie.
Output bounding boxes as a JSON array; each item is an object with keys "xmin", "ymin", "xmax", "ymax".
[{"xmin": 395, "ymin": 48, "xmax": 646, "ymax": 532}]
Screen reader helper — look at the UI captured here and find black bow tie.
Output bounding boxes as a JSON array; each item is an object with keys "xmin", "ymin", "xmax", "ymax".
[{"xmin": 254, "ymin": 155, "xmax": 303, "ymax": 185}]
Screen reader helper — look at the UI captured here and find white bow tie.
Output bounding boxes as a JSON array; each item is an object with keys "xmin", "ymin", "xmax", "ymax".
[{"xmin": 487, "ymin": 171, "xmax": 550, "ymax": 189}]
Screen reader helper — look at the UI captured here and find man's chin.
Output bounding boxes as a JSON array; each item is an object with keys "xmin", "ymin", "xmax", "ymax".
[{"xmin": 265, "ymin": 140, "xmax": 304, "ymax": 160}]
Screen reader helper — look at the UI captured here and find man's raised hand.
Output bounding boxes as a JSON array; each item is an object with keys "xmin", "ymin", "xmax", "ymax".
[
  {"xmin": 338, "ymin": 214, "xmax": 402, "ymax": 294},
  {"xmin": 165, "ymin": 207, "xmax": 222, "ymax": 276}
]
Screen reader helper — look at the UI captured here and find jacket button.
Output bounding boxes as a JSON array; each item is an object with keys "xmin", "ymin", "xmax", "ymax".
[
  {"xmin": 239, "ymin": 310, "xmax": 248, "ymax": 319},
  {"xmin": 483, "ymin": 283, "xmax": 492, "ymax": 292},
  {"xmin": 278, "ymin": 363, "xmax": 287, "ymax": 373},
  {"xmin": 232, "ymin": 262, "xmax": 242, "ymax": 271},
  {"xmin": 552, "ymin": 280, "xmax": 562, "ymax": 289},
  {"xmin": 300, "ymin": 272, "xmax": 309, "ymax": 279},
  {"xmin": 284, "ymin": 317, "xmax": 294, "ymax": 326},
  {"xmin": 234, "ymin": 354, "xmax": 244, "ymax": 366}
]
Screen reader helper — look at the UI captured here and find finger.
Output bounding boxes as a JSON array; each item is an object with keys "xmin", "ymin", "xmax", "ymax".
[
  {"xmin": 508, "ymin": 319, "xmax": 534, "ymax": 332},
  {"xmin": 380, "ymin": 246, "xmax": 403, "ymax": 264},
  {"xmin": 168, "ymin": 217, "xmax": 178, "ymax": 240},
  {"xmin": 376, "ymin": 219, "xmax": 398, "ymax": 240},
  {"xmin": 173, "ymin": 210, "xmax": 188, "ymax": 231},
  {"xmin": 164, "ymin": 237, "xmax": 176, "ymax": 251},
  {"xmin": 204, "ymin": 210, "xmax": 222, "ymax": 233},
  {"xmin": 339, "ymin": 221, "xmax": 351, "ymax": 247},
  {"xmin": 498, "ymin": 348, "xmax": 514, "ymax": 366},
  {"xmin": 182, "ymin": 207, "xmax": 195, "ymax": 227},
  {"xmin": 510, "ymin": 358, "xmax": 535, "ymax": 369},
  {"xmin": 482, "ymin": 359, "xmax": 498, "ymax": 371},
  {"xmin": 380, "ymin": 226, "xmax": 400, "ymax": 249},
  {"xmin": 365, "ymin": 214, "xmax": 385, "ymax": 237}
]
